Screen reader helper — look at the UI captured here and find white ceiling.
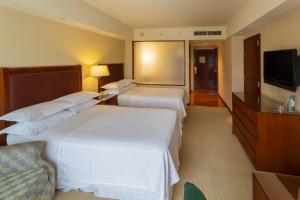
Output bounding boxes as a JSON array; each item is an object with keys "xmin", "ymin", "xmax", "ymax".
[{"xmin": 83, "ymin": 0, "xmax": 250, "ymax": 28}]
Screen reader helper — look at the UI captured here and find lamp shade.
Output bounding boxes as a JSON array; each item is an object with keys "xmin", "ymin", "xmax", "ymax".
[{"xmin": 90, "ymin": 65, "xmax": 110, "ymax": 77}]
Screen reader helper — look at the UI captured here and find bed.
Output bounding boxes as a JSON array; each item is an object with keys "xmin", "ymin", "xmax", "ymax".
[
  {"xmin": 0, "ymin": 65, "xmax": 181, "ymax": 200},
  {"xmin": 99, "ymin": 64, "xmax": 188, "ymax": 122},
  {"xmin": 118, "ymin": 86, "xmax": 187, "ymax": 122}
]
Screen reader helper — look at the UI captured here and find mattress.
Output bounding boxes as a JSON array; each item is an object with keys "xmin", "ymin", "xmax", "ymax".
[
  {"xmin": 118, "ymin": 86, "xmax": 187, "ymax": 122},
  {"xmin": 7, "ymin": 105, "xmax": 181, "ymax": 200}
]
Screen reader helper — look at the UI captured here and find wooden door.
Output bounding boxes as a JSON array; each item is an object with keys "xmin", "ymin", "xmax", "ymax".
[
  {"xmin": 194, "ymin": 49, "xmax": 218, "ymax": 90},
  {"xmin": 244, "ymin": 34, "xmax": 261, "ymax": 98}
]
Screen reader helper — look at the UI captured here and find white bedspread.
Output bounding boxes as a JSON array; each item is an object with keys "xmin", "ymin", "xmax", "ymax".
[
  {"xmin": 7, "ymin": 105, "xmax": 181, "ymax": 200},
  {"xmin": 118, "ymin": 87, "xmax": 187, "ymax": 122}
]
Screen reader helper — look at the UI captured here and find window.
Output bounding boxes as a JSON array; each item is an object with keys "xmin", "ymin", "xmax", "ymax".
[{"xmin": 134, "ymin": 41, "xmax": 185, "ymax": 85}]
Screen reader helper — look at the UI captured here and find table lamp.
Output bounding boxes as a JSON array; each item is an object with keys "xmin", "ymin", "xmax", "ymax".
[{"xmin": 90, "ymin": 65, "xmax": 110, "ymax": 92}]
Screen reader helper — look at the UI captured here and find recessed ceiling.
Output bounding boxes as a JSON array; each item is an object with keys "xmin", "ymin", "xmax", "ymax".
[{"xmin": 83, "ymin": 0, "xmax": 249, "ymax": 28}]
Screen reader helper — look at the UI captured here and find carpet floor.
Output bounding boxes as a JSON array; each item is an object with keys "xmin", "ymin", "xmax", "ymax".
[{"xmin": 54, "ymin": 106, "xmax": 253, "ymax": 200}]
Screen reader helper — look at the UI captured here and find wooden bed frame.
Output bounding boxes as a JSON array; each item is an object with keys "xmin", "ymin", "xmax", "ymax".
[
  {"xmin": 98, "ymin": 63, "xmax": 124, "ymax": 89},
  {"xmin": 0, "ymin": 65, "xmax": 82, "ymax": 146}
]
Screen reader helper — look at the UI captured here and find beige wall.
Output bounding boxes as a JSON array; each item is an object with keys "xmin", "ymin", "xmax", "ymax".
[
  {"xmin": 227, "ymin": 0, "xmax": 288, "ymax": 36},
  {"xmin": 244, "ymin": 8, "xmax": 300, "ymax": 110},
  {"xmin": 231, "ymin": 36, "xmax": 244, "ymax": 94},
  {"xmin": 0, "ymin": 7, "xmax": 125, "ymax": 92},
  {"xmin": 134, "ymin": 27, "xmax": 226, "ymax": 40},
  {"xmin": 221, "ymin": 39, "xmax": 233, "ymax": 109},
  {"xmin": 219, "ymin": 36, "xmax": 244, "ymax": 110},
  {"xmin": 0, "ymin": 0, "xmax": 133, "ymax": 40},
  {"xmin": 124, "ymin": 40, "xmax": 133, "ymax": 79}
]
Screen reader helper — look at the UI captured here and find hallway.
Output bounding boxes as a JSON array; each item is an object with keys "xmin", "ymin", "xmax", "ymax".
[{"xmin": 190, "ymin": 90, "xmax": 225, "ymax": 107}]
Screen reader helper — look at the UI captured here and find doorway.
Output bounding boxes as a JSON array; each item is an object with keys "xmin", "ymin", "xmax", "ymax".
[
  {"xmin": 193, "ymin": 48, "xmax": 218, "ymax": 90},
  {"xmin": 244, "ymin": 34, "xmax": 261, "ymax": 98},
  {"xmin": 189, "ymin": 43, "xmax": 224, "ymax": 107}
]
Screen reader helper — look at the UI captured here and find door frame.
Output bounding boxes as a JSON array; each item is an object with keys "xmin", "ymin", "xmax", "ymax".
[
  {"xmin": 244, "ymin": 34, "xmax": 261, "ymax": 96},
  {"xmin": 190, "ymin": 46, "xmax": 218, "ymax": 92}
]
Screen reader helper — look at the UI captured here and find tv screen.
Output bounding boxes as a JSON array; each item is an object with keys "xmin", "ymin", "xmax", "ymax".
[{"xmin": 264, "ymin": 49, "xmax": 297, "ymax": 91}]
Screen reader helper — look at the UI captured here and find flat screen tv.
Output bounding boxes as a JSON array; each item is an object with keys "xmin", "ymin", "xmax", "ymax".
[{"xmin": 264, "ymin": 49, "xmax": 298, "ymax": 91}]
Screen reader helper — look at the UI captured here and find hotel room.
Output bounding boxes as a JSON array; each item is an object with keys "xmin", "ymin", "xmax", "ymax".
[{"xmin": 0, "ymin": 0, "xmax": 300, "ymax": 200}]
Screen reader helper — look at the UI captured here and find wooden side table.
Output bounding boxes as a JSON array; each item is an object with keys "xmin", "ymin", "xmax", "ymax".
[
  {"xmin": 253, "ymin": 171, "xmax": 300, "ymax": 200},
  {"xmin": 98, "ymin": 94, "xmax": 118, "ymax": 105}
]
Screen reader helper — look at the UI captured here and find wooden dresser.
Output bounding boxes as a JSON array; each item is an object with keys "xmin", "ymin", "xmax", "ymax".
[{"xmin": 232, "ymin": 92, "xmax": 300, "ymax": 175}]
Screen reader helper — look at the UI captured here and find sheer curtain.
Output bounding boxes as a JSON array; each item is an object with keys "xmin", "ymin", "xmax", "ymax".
[{"xmin": 134, "ymin": 41, "xmax": 185, "ymax": 85}]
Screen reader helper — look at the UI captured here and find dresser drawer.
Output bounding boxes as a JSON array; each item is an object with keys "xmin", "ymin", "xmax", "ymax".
[
  {"xmin": 234, "ymin": 122, "xmax": 257, "ymax": 166},
  {"xmin": 233, "ymin": 95, "xmax": 258, "ymax": 124},
  {"xmin": 233, "ymin": 113, "xmax": 257, "ymax": 153},
  {"xmin": 233, "ymin": 104, "xmax": 258, "ymax": 139}
]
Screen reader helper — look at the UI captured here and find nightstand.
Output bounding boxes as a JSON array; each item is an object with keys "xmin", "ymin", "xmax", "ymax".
[{"xmin": 98, "ymin": 94, "xmax": 118, "ymax": 105}]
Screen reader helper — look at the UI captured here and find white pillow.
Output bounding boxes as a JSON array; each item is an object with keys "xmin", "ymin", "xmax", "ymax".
[
  {"xmin": 0, "ymin": 101, "xmax": 73, "ymax": 122},
  {"xmin": 117, "ymin": 79, "xmax": 134, "ymax": 86},
  {"xmin": 101, "ymin": 79, "xmax": 133, "ymax": 90},
  {"xmin": 54, "ymin": 91, "xmax": 100, "ymax": 106},
  {"xmin": 75, "ymin": 99, "xmax": 100, "ymax": 113},
  {"xmin": 101, "ymin": 82, "xmax": 124, "ymax": 90},
  {"xmin": 126, "ymin": 83, "xmax": 136, "ymax": 90},
  {"xmin": 105, "ymin": 83, "xmax": 136, "ymax": 94},
  {"xmin": 1, "ymin": 110, "xmax": 76, "ymax": 136}
]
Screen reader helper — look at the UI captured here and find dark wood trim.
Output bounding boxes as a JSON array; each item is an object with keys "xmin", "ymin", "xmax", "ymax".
[
  {"xmin": 98, "ymin": 95, "xmax": 118, "ymax": 106},
  {"xmin": 98, "ymin": 63, "xmax": 124, "ymax": 67},
  {"xmin": 0, "ymin": 65, "xmax": 82, "ymax": 146},
  {"xmin": 244, "ymin": 34, "xmax": 261, "ymax": 97},
  {"xmin": 132, "ymin": 40, "xmax": 186, "ymax": 86},
  {"xmin": 132, "ymin": 40, "xmax": 135, "ymax": 79},
  {"xmin": 136, "ymin": 83, "xmax": 185, "ymax": 87},
  {"xmin": 0, "ymin": 68, "xmax": 8, "ymax": 145},
  {"xmin": 189, "ymin": 44, "xmax": 192, "ymax": 91}
]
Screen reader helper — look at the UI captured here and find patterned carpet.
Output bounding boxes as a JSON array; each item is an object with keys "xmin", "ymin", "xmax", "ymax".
[{"xmin": 55, "ymin": 106, "xmax": 253, "ymax": 200}]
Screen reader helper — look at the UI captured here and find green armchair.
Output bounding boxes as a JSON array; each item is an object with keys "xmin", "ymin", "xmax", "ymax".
[{"xmin": 0, "ymin": 141, "xmax": 55, "ymax": 200}]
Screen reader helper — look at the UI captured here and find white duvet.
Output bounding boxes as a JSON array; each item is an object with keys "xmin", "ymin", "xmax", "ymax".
[
  {"xmin": 118, "ymin": 87, "xmax": 187, "ymax": 122},
  {"xmin": 7, "ymin": 105, "xmax": 181, "ymax": 200}
]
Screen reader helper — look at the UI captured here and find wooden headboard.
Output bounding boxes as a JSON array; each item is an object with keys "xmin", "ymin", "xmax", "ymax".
[
  {"xmin": 0, "ymin": 65, "xmax": 82, "ymax": 145},
  {"xmin": 98, "ymin": 63, "xmax": 124, "ymax": 89}
]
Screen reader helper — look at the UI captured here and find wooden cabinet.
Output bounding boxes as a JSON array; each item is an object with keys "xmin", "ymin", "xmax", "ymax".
[{"xmin": 232, "ymin": 92, "xmax": 300, "ymax": 175}]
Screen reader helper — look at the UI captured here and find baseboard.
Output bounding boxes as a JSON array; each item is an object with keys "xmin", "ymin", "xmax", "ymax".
[{"xmin": 218, "ymin": 94, "xmax": 232, "ymax": 114}]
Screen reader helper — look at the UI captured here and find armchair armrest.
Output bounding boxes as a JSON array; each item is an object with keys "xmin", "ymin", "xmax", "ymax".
[{"xmin": 0, "ymin": 141, "xmax": 45, "ymax": 174}]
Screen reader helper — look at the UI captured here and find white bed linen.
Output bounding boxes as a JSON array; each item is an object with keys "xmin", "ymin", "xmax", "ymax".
[
  {"xmin": 118, "ymin": 87, "xmax": 187, "ymax": 122},
  {"xmin": 7, "ymin": 105, "xmax": 181, "ymax": 200}
]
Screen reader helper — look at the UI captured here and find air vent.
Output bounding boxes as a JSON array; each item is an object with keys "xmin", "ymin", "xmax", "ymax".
[{"xmin": 194, "ymin": 31, "xmax": 222, "ymax": 36}]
